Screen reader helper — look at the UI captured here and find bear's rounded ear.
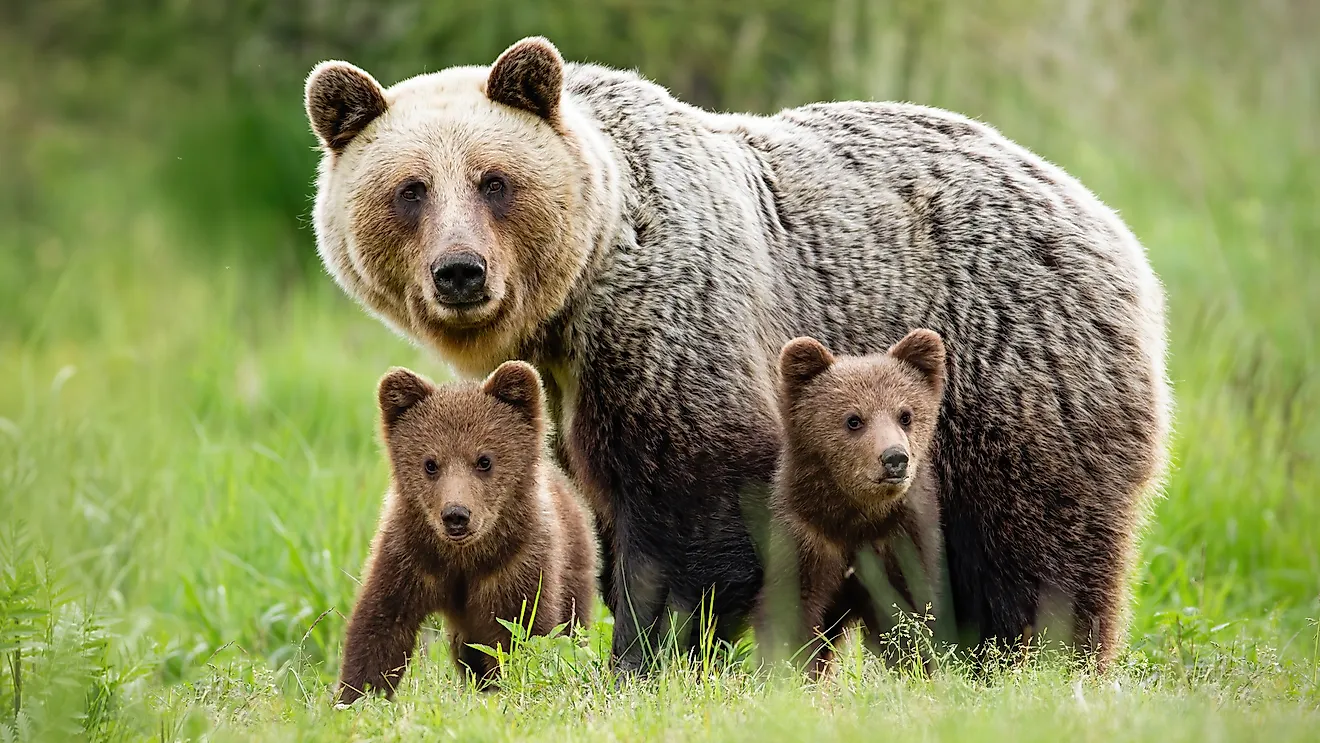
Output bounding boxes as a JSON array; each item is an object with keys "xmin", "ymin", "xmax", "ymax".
[
  {"xmin": 485, "ymin": 36, "xmax": 564, "ymax": 124},
  {"xmin": 779, "ymin": 337, "xmax": 835, "ymax": 393},
  {"xmin": 305, "ymin": 61, "xmax": 388, "ymax": 154},
  {"xmin": 482, "ymin": 360, "xmax": 544, "ymax": 418},
  {"xmin": 378, "ymin": 367, "xmax": 433, "ymax": 429},
  {"xmin": 888, "ymin": 329, "xmax": 946, "ymax": 391}
]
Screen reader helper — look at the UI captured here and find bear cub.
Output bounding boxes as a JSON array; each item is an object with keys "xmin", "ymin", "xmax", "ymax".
[
  {"xmin": 336, "ymin": 361, "xmax": 596, "ymax": 705},
  {"xmin": 767, "ymin": 329, "xmax": 947, "ymax": 679}
]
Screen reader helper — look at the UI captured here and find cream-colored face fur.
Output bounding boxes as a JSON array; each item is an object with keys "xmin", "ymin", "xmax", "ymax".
[{"xmin": 306, "ymin": 39, "xmax": 614, "ymax": 376}]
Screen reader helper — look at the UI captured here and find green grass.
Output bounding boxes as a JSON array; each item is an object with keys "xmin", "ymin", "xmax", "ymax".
[
  {"xmin": 2, "ymin": 151, "xmax": 1316, "ymax": 742},
  {"xmin": 3, "ymin": 5, "xmax": 1320, "ymax": 739}
]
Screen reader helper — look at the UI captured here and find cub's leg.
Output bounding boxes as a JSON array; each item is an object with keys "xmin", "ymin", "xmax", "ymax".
[
  {"xmin": 451, "ymin": 632, "xmax": 501, "ymax": 691},
  {"xmin": 336, "ymin": 541, "xmax": 434, "ymax": 705},
  {"xmin": 795, "ymin": 541, "xmax": 850, "ymax": 681}
]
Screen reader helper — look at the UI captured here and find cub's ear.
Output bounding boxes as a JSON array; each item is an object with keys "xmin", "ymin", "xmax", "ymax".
[
  {"xmin": 888, "ymin": 328, "xmax": 946, "ymax": 390},
  {"xmin": 779, "ymin": 337, "xmax": 835, "ymax": 393},
  {"xmin": 482, "ymin": 361, "xmax": 544, "ymax": 418},
  {"xmin": 377, "ymin": 367, "xmax": 433, "ymax": 430},
  {"xmin": 486, "ymin": 36, "xmax": 564, "ymax": 124},
  {"xmin": 305, "ymin": 61, "xmax": 388, "ymax": 153}
]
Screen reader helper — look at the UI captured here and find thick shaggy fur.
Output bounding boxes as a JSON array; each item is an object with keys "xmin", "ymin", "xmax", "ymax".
[
  {"xmin": 307, "ymin": 37, "xmax": 1171, "ymax": 673},
  {"xmin": 336, "ymin": 362, "xmax": 595, "ymax": 704},
  {"xmin": 766, "ymin": 331, "xmax": 946, "ymax": 678}
]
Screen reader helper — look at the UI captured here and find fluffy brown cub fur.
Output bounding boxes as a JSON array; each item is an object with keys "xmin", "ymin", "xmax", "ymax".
[
  {"xmin": 771, "ymin": 329, "xmax": 946, "ymax": 679},
  {"xmin": 335, "ymin": 361, "xmax": 596, "ymax": 705}
]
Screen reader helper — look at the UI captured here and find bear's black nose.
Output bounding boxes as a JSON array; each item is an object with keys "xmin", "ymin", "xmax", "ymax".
[
  {"xmin": 880, "ymin": 446, "xmax": 909, "ymax": 480},
  {"xmin": 432, "ymin": 252, "xmax": 487, "ymax": 306},
  {"xmin": 441, "ymin": 504, "xmax": 471, "ymax": 537}
]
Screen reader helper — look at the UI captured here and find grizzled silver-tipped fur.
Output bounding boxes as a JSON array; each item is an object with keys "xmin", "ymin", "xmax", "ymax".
[{"xmin": 307, "ymin": 37, "xmax": 1171, "ymax": 674}]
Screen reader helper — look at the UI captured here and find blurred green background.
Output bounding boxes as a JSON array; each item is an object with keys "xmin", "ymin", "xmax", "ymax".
[{"xmin": 1, "ymin": 1, "xmax": 1317, "ymax": 740}]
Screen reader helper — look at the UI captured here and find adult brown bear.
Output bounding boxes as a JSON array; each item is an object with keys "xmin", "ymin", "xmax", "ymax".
[{"xmin": 304, "ymin": 37, "xmax": 1171, "ymax": 674}]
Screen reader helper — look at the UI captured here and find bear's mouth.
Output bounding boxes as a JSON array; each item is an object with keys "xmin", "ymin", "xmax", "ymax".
[
  {"xmin": 433, "ymin": 297, "xmax": 502, "ymax": 330},
  {"xmin": 409, "ymin": 288, "xmax": 502, "ymax": 332},
  {"xmin": 441, "ymin": 522, "xmax": 478, "ymax": 543},
  {"xmin": 437, "ymin": 295, "xmax": 491, "ymax": 311}
]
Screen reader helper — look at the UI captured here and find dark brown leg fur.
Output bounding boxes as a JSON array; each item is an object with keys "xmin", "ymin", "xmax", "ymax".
[
  {"xmin": 551, "ymin": 474, "xmax": 597, "ymax": 632},
  {"xmin": 1068, "ymin": 563, "xmax": 1126, "ymax": 673},
  {"xmin": 794, "ymin": 539, "xmax": 849, "ymax": 680},
  {"xmin": 805, "ymin": 582, "xmax": 859, "ymax": 681},
  {"xmin": 336, "ymin": 541, "xmax": 435, "ymax": 705},
  {"xmin": 451, "ymin": 632, "xmax": 501, "ymax": 690},
  {"xmin": 609, "ymin": 536, "xmax": 669, "ymax": 675},
  {"xmin": 855, "ymin": 549, "xmax": 937, "ymax": 675}
]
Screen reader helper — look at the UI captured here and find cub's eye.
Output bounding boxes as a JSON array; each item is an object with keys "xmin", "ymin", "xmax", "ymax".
[
  {"xmin": 899, "ymin": 411, "xmax": 913, "ymax": 427},
  {"xmin": 480, "ymin": 173, "xmax": 509, "ymax": 198},
  {"xmin": 398, "ymin": 181, "xmax": 427, "ymax": 203},
  {"xmin": 424, "ymin": 459, "xmax": 438, "ymax": 476},
  {"xmin": 475, "ymin": 455, "xmax": 492, "ymax": 472},
  {"xmin": 845, "ymin": 414, "xmax": 864, "ymax": 431}
]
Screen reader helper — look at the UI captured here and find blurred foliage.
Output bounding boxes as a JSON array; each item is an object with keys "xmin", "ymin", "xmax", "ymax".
[
  {"xmin": 0, "ymin": 526, "xmax": 150, "ymax": 740},
  {"xmin": 3, "ymin": 0, "xmax": 1314, "ymax": 279}
]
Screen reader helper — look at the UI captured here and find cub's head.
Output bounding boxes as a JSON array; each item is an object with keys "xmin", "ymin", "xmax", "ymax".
[
  {"xmin": 778, "ymin": 329, "xmax": 946, "ymax": 510},
  {"xmin": 306, "ymin": 37, "xmax": 614, "ymax": 375},
  {"xmin": 377, "ymin": 361, "xmax": 546, "ymax": 548}
]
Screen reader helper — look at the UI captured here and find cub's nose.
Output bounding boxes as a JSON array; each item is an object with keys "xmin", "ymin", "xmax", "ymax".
[
  {"xmin": 440, "ymin": 504, "xmax": 471, "ymax": 538},
  {"xmin": 880, "ymin": 446, "xmax": 909, "ymax": 481},
  {"xmin": 431, "ymin": 252, "xmax": 487, "ymax": 305}
]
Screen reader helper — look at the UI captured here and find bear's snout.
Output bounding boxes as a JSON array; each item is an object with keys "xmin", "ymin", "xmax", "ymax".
[
  {"xmin": 879, "ymin": 446, "xmax": 909, "ymax": 482},
  {"xmin": 432, "ymin": 252, "xmax": 488, "ymax": 306},
  {"xmin": 440, "ymin": 503, "xmax": 472, "ymax": 539}
]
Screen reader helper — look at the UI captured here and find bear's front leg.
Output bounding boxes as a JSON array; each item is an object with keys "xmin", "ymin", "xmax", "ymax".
[
  {"xmin": 851, "ymin": 543, "xmax": 938, "ymax": 676},
  {"xmin": 451, "ymin": 632, "xmax": 501, "ymax": 691},
  {"xmin": 609, "ymin": 520, "xmax": 670, "ymax": 677},
  {"xmin": 567, "ymin": 345, "xmax": 778, "ymax": 677},
  {"xmin": 796, "ymin": 542, "xmax": 850, "ymax": 681},
  {"xmin": 336, "ymin": 543, "xmax": 434, "ymax": 706}
]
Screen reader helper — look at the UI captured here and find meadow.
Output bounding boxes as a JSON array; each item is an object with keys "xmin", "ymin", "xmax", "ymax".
[{"xmin": 1, "ymin": 2, "xmax": 1317, "ymax": 740}]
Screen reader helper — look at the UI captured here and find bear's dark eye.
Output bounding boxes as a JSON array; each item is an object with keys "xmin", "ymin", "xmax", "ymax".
[
  {"xmin": 479, "ymin": 173, "xmax": 510, "ymax": 201},
  {"xmin": 398, "ymin": 181, "xmax": 427, "ymax": 203},
  {"xmin": 424, "ymin": 459, "xmax": 439, "ymax": 476},
  {"xmin": 846, "ymin": 414, "xmax": 864, "ymax": 431},
  {"xmin": 475, "ymin": 455, "xmax": 492, "ymax": 472},
  {"xmin": 899, "ymin": 411, "xmax": 913, "ymax": 427}
]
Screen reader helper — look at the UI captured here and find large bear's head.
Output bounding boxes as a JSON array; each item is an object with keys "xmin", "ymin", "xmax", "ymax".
[{"xmin": 305, "ymin": 38, "xmax": 617, "ymax": 375}]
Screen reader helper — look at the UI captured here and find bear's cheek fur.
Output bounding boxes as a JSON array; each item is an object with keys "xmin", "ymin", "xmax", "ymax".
[
  {"xmin": 485, "ymin": 163, "xmax": 585, "ymax": 322},
  {"xmin": 345, "ymin": 179, "xmax": 427, "ymax": 298},
  {"xmin": 904, "ymin": 395, "xmax": 941, "ymax": 466},
  {"xmin": 390, "ymin": 460, "xmax": 446, "ymax": 533},
  {"xmin": 831, "ymin": 430, "xmax": 895, "ymax": 499},
  {"xmin": 790, "ymin": 406, "xmax": 873, "ymax": 490}
]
